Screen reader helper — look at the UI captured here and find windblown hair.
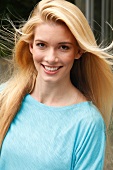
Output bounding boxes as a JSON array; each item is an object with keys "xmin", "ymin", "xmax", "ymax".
[{"xmin": 0, "ymin": 0, "xmax": 113, "ymax": 148}]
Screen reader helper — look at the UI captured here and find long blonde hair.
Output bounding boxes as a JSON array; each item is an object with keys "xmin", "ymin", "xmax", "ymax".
[{"xmin": 0, "ymin": 0, "xmax": 113, "ymax": 148}]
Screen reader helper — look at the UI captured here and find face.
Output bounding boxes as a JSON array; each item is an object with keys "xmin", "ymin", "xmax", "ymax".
[{"xmin": 29, "ymin": 22, "xmax": 81, "ymax": 84}]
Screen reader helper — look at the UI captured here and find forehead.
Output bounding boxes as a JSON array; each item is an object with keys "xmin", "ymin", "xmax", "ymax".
[{"xmin": 33, "ymin": 22, "xmax": 76, "ymax": 42}]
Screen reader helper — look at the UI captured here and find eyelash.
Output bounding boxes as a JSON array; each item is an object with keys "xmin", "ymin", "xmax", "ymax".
[
  {"xmin": 35, "ymin": 43, "xmax": 70, "ymax": 51},
  {"xmin": 60, "ymin": 45, "xmax": 70, "ymax": 50},
  {"xmin": 36, "ymin": 43, "xmax": 46, "ymax": 48}
]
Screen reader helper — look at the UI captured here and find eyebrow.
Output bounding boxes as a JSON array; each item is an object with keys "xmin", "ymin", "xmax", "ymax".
[
  {"xmin": 35, "ymin": 39, "xmax": 73, "ymax": 45},
  {"xmin": 58, "ymin": 42, "xmax": 73, "ymax": 45}
]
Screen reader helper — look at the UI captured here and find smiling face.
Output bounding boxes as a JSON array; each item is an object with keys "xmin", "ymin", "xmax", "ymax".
[{"xmin": 29, "ymin": 22, "xmax": 81, "ymax": 84}]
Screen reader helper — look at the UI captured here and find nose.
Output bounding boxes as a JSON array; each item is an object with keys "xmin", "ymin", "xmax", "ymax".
[{"xmin": 44, "ymin": 48, "xmax": 58, "ymax": 64}]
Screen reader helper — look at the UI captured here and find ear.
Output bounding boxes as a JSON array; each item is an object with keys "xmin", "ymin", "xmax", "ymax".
[
  {"xmin": 75, "ymin": 49, "xmax": 85, "ymax": 59},
  {"xmin": 29, "ymin": 43, "xmax": 33, "ymax": 54}
]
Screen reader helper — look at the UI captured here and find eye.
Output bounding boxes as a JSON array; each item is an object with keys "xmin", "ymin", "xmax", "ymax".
[
  {"xmin": 60, "ymin": 45, "xmax": 70, "ymax": 51},
  {"xmin": 36, "ymin": 43, "xmax": 46, "ymax": 49}
]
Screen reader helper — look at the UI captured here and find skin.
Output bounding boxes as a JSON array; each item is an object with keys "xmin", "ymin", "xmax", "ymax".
[{"xmin": 29, "ymin": 22, "xmax": 86, "ymax": 106}]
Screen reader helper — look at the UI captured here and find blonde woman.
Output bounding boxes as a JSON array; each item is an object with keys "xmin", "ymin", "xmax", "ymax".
[{"xmin": 0, "ymin": 0, "xmax": 113, "ymax": 169}]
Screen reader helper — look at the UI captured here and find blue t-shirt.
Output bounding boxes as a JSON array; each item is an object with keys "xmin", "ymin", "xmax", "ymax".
[{"xmin": 0, "ymin": 94, "xmax": 106, "ymax": 170}]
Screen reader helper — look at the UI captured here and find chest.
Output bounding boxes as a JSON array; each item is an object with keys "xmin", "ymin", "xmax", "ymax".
[{"xmin": 0, "ymin": 108, "xmax": 77, "ymax": 170}]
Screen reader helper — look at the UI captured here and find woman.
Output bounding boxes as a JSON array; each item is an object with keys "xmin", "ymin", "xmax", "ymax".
[{"xmin": 0, "ymin": 0, "xmax": 113, "ymax": 169}]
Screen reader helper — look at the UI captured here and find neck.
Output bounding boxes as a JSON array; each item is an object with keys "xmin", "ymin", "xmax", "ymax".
[{"xmin": 31, "ymin": 76, "xmax": 79, "ymax": 106}]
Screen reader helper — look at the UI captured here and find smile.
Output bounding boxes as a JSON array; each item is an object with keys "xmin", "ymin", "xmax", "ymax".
[{"xmin": 41, "ymin": 64, "xmax": 62, "ymax": 72}]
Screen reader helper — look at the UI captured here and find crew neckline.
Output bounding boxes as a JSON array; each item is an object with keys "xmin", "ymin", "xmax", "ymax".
[{"xmin": 26, "ymin": 94, "xmax": 92, "ymax": 110}]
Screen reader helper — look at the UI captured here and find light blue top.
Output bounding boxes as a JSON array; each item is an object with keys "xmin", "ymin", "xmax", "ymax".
[{"xmin": 0, "ymin": 94, "xmax": 106, "ymax": 170}]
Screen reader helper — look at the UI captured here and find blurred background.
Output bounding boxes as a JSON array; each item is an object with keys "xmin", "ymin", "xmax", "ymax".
[{"xmin": 0, "ymin": 0, "xmax": 113, "ymax": 169}]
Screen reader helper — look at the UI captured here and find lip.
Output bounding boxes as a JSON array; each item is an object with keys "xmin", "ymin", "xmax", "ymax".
[{"xmin": 41, "ymin": 64, "xmax": 62, "ymax": 75}]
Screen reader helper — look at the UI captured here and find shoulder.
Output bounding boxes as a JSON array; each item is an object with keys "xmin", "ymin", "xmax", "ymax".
[
  {"xmin": 73, "ymin": 102, "xmax": 106, "ymax": 151},
  {"xmin": 73, "ymin": 101, "xmax": 105, "ymax": 131},
  {"xmin": 72, "ymin": 102, "xmax": 106, "ymax": 170}
]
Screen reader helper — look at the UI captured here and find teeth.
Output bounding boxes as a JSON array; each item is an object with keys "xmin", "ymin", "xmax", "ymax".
[{"xmin": 44, "ymin": 66, "xmax": 59, "ymax": 71}]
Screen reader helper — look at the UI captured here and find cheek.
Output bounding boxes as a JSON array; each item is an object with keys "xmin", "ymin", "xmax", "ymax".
[
  {"xmin": 64, "ymin": 54, "xmax": 75, "ymax": 65},
  {"xmin": 32, "ymin": 50, "xmax": 43, "ymax": 62}
]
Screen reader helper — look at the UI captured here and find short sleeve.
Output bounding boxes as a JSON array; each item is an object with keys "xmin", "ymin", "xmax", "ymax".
[{"xmin": 73, "ymin": 113, "xmax": 106, "ymax": 170}]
